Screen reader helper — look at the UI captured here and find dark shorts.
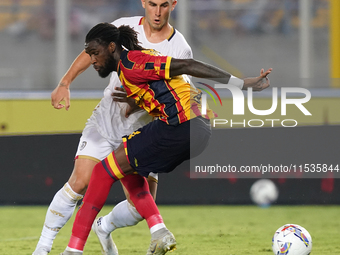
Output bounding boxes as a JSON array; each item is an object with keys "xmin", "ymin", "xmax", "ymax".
[{"xmin": 122, "ymin": 116, "xmax": 212, "ymax": 177}]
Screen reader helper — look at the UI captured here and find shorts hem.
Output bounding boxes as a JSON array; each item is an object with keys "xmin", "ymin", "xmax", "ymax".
[{"xmin": 75, "ymin": 155, "xmax": 101, "ymax": 163}]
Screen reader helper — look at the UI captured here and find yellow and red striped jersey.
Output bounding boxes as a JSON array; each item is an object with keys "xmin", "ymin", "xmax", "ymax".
[{"xmin": 117, "ymin": 49, "xmax": 215, "ymax": 126}]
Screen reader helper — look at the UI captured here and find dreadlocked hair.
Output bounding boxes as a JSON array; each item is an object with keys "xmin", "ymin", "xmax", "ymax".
[{"xmin": 85, "ymin": 22, "xmax": 144, "ymax": 51}]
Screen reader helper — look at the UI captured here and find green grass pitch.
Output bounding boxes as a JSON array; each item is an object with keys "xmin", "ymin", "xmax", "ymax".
[{"xmin": 0, "ymin": 205, "xmax": 339, "ymax": 254}]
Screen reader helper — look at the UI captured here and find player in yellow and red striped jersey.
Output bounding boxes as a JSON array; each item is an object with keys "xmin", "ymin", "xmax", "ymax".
[
  {"xmin": 59, "ymin": 23, "xmax": 271, "ymax": 255},
  {"xmin": 118, "ymin": 49, "xmax": 216, "ymax": 125},
  {"xmin": 35, "ymin": 1, "xmax": 195, "ymax": 255}
]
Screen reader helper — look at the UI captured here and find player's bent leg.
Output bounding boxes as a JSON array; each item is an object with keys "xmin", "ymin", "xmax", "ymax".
[
  {"xmin": 92, "ymin": 174, "xmax": 158, "ymax": 254},
  {"xmin": 33, "ymin": 182, "xmax": 83, "ymax": 255},
  {"xmin": 92, "ymin": 217, "xmax": 119, "ymax": 255},
  {"xmin": 145, "ymin": 177, "xmax": 176, "ymax": 255},
  {"xmin": 62, "ymin": 148, "xmax": 132, "ymax": 254},
  {"xmin": 62, "ymin": 144, "xmax": 173, "ymax": 254},
  {"xmin": 123, "ymin": 173, "xmax": 158, "ymax": 202},
  {"xmin": 99, "ymin": 174, "xmax": 158, "ymax": 232},
  {"xmin": 68, "ymin": 157, "xmax": 99, "ymax": 195},
  {"xmin": 33, "ymin": 158, "xmax": 97, "ymax": 255},
  {"xmin": 120, "ymin": 175, "xmax": 176, "ymax": 255}
]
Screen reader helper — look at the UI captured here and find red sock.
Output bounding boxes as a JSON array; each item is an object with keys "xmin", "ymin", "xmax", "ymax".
[
  {"xmin": 120, "ymin": 174, "xmax": 164, "ymax": 229},
  {"xmin": 68, "ymin": 153, "xmax": 125, "ymax": 250}
]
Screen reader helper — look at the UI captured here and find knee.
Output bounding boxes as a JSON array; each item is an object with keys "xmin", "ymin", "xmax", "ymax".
[
  {"xmin": 68, "ymin": 158, "xmax": 98, "ymax": 195},
  {"xmin": 67, "ymin": 178, "xmax": 88, "ymax": 195},
  {"xmin": 126, "ymin": 194, "xmax": 134, "ymax": 206},
  {"xmin": 126, "ymin": 180, "xmax": 157, "ymax": 202},
  {"xmin": 147, "ymin": 178, "xmax": 158, "ymax": 201}
]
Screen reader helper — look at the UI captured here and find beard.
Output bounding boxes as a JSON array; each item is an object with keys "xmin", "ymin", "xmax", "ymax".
[{"xmin": 98, "ymin": 55, "xmax": 117, "ymax": 78}]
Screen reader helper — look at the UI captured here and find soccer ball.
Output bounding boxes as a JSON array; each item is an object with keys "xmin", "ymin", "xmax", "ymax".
[
  {"xmin": 272, "ymin": 224, "xmax": 312, "ymax": 255},
  {"xmin": 249, "ymin": 179, "xmax": 278, "ymax": 207}
]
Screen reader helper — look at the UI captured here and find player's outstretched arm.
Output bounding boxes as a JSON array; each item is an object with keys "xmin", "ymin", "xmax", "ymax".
[
  {"xmin": 243, "ymin": 68, "xmax": 272, "ymax": 91},
  {"xmin": 51, "ymin": 50, "xmax": 91, "ymax": 111},
  {"xmin": 169, "ymin": 58, "xmax": 272, "ymax": 91}
]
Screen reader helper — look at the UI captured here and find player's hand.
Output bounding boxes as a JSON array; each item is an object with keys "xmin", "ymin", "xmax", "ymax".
[
  {"xmin": 111, "ymin": 87, "xmax": 129, "ymax": 102},
  {"xmin": 51, "ymin": 82, "xmax": 71, "ymax": 110},
  {"xmin": 112, "ymin": 87, "xmax": 136, "ymax": 109},
  {"xmin": 112, "ymin": 87, "xmax": 141, "ymax": 117},
  {"xmin": 243, "ymin": 68, "xmax": 272, "ymax": 91}
]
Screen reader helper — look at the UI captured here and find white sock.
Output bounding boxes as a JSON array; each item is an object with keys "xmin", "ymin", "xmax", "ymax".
[
  {"xmin": 65, "ymin": 246, "xmax": 83, "ymax": 253},
  {"xmin": 150, "ymin": 223, "xmax": 166, "ymax": 235},
  {"xmin": 34, "ymin": 183, "xmax": 83, "ymax": 252},
  {"xmin": 101, "ymin": 199, "xmax": 143, "ymax": 234}
]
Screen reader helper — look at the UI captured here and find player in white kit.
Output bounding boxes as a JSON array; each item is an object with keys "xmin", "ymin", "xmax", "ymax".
[{"xmin": 32, "ymin": 1, "xmax": 192, "ymax": 255}]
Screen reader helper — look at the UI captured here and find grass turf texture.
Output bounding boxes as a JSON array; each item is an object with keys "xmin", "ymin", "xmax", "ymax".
[{"xmin": 0, "ymin": 205, "xmax": 339, "ymax": 255}]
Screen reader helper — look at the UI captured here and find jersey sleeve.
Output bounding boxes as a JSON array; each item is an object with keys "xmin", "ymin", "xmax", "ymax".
[
  {"xmin": 121, "ymin": 51, "xmax": 172, "ymax": 85},
  {"xmin": 171, "ymin": 30, "xmax": 193, "ymax": 60},
  {"xmin": 111, "ymin": 16, "xmax": 142, "ymax": 28},
  {"xmin": 178, "ymin": 45, "xmax": 193, "ymax": 60},
  {"xmin": 111, "ymin": 17, "xmax": 125, "ymax": 27}
]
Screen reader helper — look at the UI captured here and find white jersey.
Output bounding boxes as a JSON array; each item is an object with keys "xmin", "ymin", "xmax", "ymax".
[{"xmin": 87, "ymin": 16, "xmax": 193, "ymax": 145}]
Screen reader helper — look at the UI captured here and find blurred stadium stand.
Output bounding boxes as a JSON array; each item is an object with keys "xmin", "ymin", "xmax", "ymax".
[{"xmin": 0, "ymin": 0, "xmax": 333, "ymax": 90}]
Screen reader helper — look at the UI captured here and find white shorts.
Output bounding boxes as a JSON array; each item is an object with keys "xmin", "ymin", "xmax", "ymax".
[
  {"xmin": 76, "ymin": 124, "xmax": 120, "ymax": 161},
  {"xmin": 75, "ymin": 124, "xmax": 158, "ymax": 181}
]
